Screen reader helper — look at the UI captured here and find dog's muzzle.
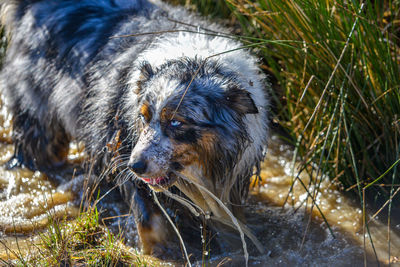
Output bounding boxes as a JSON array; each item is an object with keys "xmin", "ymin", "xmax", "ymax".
[{"xmin": 128, "ymin": 125, "xmax": 176, "ymax": 189}]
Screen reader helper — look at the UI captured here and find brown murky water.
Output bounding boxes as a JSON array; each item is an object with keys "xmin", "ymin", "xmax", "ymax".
[{"xmin": 0, "ymin": 93, "xmax": 399, "ymax": 266}]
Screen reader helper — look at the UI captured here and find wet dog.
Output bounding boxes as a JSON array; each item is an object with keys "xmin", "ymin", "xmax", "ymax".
[{"xmin": 0, "ymin": 0, "xmax": 269, "ymax": 259}]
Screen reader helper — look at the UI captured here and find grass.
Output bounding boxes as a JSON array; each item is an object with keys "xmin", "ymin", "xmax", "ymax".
[
  {"xmin": 180, "ymin": 0, "xmax": 400, "ymax": 205},
  {"xmin": 4, "ymin": 206, "xmax": 152, "ymax": 266},
  {"xmin": 6, "ymin": 206, "xmax": 156, "ymax": 266}
]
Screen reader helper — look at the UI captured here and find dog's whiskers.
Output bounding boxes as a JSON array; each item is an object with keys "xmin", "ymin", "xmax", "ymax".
[
  {"xmin": 115, "ymin": 167, "xmax": 135, "ymax": 185},
  {"xmin": 101, "ymin": 154, "xmax": 130, "ymax": 177}
]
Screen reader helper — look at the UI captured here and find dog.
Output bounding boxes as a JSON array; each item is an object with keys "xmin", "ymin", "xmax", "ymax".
[{"xmin": 0, "ymin": 0, "xmax": 269, "ymax": 260}]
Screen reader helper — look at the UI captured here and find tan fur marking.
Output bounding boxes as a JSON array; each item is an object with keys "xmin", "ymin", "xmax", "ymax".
[
  {"xmin": 135, "ymin": 74, "xmax": 145, "ymax": 94},
  {"xmin": 140, "ymin": 102, "xmax": 152, "ymax": 122},
  {"xmin": 45, "ymin": 131, "xmax": 70, "ymax": 167},
  {"xmin": 160, "ymin": 107, "xmax": 187, "ymax": 124},
  {"xmin": 171, "ymin": 131, "xmax": 218, "ymax": 177},
  {"xmin": 198, "ymin": 131, "xmax": 217, "ymax": 155},
  {"xmin": 172, "ymin": 142, "xmax": 197, "ymax": 165},
  {"xmin": 137, "ymin": 213, "xmax": 168, "ymax": 255},
  {"xmin": 196, "ymin": 131, "xmax": 218, "ymax": 177}
]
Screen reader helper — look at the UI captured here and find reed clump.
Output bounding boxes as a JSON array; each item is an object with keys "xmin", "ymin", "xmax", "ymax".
[{"xmin": 183, "ymin": 0, "xmax": 400, "ymax": 203}]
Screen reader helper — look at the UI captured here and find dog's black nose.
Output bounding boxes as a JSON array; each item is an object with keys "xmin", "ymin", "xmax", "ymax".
[{"xmin": 129, "ymin": 159, "xmax": 147, "ymax": 175}]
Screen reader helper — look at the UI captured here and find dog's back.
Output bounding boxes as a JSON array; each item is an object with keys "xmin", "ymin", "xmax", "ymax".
[
  {"xmin": 1, "ymin": 0, "xmax": 152, "ymax": 139},
  {"xmin": 0, "ymin": 0, "xmax": 166, "ymax": 170}
]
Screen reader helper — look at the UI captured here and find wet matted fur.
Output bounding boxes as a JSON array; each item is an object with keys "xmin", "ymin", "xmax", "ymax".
[{"xmin": 0, "ymin": 0, "xmax": 269, "ymax": 259}]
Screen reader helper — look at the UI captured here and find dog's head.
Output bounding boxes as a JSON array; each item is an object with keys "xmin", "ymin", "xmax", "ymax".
[{"xmin": 127, "ymin": 58, "xmax": 259, "ymax": 192}]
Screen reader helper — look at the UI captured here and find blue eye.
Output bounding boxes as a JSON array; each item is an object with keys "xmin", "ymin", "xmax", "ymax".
[{"xmin": 170, "ymin": 120, "xmax": 182, "ymax": 127}]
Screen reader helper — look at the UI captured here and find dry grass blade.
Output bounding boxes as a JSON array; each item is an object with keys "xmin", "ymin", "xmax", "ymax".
[
  {"xmin": 174, "ymin": 171, "xmax": 267, "ymax": 267},
  {"xmin": 161, "ymin": 189, "xmax": 204, "ymax": 217},
  {"xmin": 152, "ymin": 191, "xmax": 192, "ymax": 267}
]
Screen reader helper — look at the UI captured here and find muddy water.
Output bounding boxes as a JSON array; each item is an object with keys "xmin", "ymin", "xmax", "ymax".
[{"xmin": 0, "ymin": 92, "xmax": 399, "ymax": 266}]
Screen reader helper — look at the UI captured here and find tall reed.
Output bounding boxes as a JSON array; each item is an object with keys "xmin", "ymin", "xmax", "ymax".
[{"xmin": 182, "ymin": 0, "xmax": 400, "ymax": 203}]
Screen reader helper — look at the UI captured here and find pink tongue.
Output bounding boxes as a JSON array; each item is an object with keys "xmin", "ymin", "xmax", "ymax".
[
  {"xmin": 141, "ymin": 178, "xmax": 152, "ymax": 183},
  {"xmin": 141, "ymin": 177, "xmax": 164, "ymax": 185}
]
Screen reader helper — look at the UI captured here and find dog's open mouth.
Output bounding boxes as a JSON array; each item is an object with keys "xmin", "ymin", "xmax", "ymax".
[{"xmin": 139, "ymin": 172, "xmax": 176, "ymax": 189}]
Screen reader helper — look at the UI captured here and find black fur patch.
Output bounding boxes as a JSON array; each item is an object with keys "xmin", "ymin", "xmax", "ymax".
[
  {"xmin": 139, "ymin": 61, "xmax": 154, "ymax": 80},
  {"xmin": 173, "ymin": 128, "xmax": 199, "ymax": 144},
  {"xmin": 225, "ymin": 86, "xmax": 258, "ymax": 115}
]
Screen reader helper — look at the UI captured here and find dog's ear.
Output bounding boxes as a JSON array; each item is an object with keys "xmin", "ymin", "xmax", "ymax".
[
  {"xmin": 225, "ymin": 86, "xmax": 258, "ymax": 114},
  {"xmin": 139, "ymin": 61, "xmax": 154, "ymax": 80},
  {"xmin": 135, "ymin": 61, "xmax": 154, "ymax": 94}
]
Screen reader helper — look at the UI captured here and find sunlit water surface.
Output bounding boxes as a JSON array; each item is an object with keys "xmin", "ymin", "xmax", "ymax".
[{"xmin": 0, "ymin": 94, "xmax": 399, "ymax": 266}]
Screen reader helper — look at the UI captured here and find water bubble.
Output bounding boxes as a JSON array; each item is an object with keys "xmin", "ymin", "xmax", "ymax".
[{"xmin": 205, "ymin": 211, "xmax": 211, "ymax": 220}]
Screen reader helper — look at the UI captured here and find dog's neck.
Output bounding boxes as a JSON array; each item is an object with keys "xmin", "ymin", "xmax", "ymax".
[{"xmin": 174, "ymin": 165, "xmax": 245, "ymax": 222}]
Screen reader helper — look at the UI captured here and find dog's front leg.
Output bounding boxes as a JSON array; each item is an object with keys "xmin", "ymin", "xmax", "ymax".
[{"xmin": 120, "ymin": 182, "xmax": 171, "ymax": 255}]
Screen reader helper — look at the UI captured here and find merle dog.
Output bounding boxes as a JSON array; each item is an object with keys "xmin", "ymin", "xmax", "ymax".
[{"xmin": 0, "ymin": 0, "xmax": 269, "ymax": 259}]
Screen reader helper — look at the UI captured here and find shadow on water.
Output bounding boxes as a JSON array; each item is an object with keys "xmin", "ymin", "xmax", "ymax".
[{"xmin": 0, "ymin": 93, "xmax": 399, "ymax": 266}]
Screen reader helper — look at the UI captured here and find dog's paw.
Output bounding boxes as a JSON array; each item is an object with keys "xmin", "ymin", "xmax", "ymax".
[
  {"xmin": 4, "ymin": 156, "xmax": 22, "ymax": 170},
  {"xmin": 4, "ymin": 152, "xmax": 36, "ymax": 171}
]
